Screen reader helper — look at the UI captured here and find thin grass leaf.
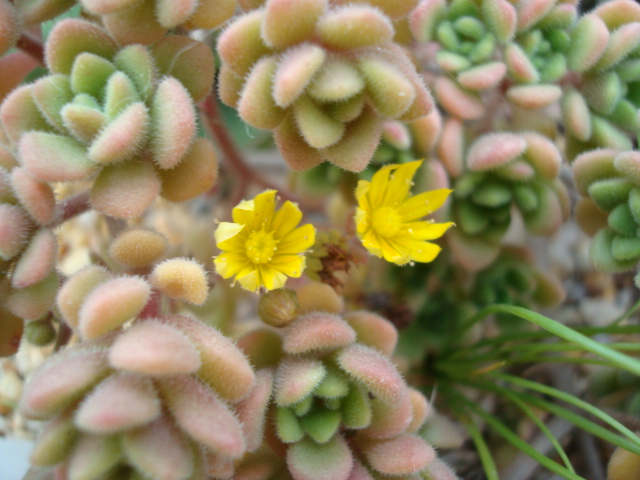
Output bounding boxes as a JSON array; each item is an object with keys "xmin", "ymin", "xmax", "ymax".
[
  {"xmin": 451, "ymin": 391, "xmax": 585, "ymax": 480},
  {"xmin": 455, "ymin": 305, "xmax": 640, "ymax": 376},
  {"xmin": 494, "ymin": 372, "xmax": 640, "ymax": 451},
  {"xmin": 447, "ymin": 391, "xmax": 500, "ymax": 480}
]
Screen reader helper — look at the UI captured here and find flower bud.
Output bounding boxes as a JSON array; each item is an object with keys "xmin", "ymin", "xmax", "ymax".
[
  {"xmin": 258, "ymin": 288, "xmax": 300, "ymax": 327},
  {"xmin": 24, "ymin": 318, "xmax": 57, "ymax": 346}
]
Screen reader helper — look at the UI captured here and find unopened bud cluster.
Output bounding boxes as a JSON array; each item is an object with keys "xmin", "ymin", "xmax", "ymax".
[{"xmin": 218, "ymin": 0, "xmax": 433, "ymax": 172}]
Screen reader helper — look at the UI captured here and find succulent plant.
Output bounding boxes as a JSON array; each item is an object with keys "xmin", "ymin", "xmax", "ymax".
[
  {"xmin": 21, "ymin": 252, "xmax": 258, "ymax": 479},
  {"xmin": 79, "ymin": 0, "xmax": 237, "ymax": 45},
  {"xmin": 0, "ymin": 18, "xmax": 217, "ymax": 219},
  {"xmin": 438, "ymin": 125, "xmax": 568, "ymax": 271},
  {"xmin": 217, "ymin": 0, "xmax": 433, "ymax": 172},
  {"xmin": 573, "ymin": 149, "xmax": 640, "ymax": 280},
  {"xmin": 241, "ymin": 307, "xmax": 441, "ymax": 480},
  {"xmin": 562, "ymin": 0, "xmax": 640, "ymax": 158}
]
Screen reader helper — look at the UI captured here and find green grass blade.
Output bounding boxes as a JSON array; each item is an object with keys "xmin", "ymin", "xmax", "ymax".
[
  {"xmin": 498, "ymin": 388, "xmax": 575, "ymax": 473},
  {"xmin": 453, "ymin": 392, "xmax": 584, "ymax": 480},
  {"xmin": 456, "ymin": 305, "xmax": 640, "ymax": 376},
  {"xmin": 494, "ymin": 372, "xmax": 640, "ymax": 450}
]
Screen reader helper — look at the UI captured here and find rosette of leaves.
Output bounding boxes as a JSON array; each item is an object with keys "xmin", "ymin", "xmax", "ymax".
[
  {"xmin": 438, "ymin": 123, "xmax": 568, "ymax": 271},
  {"xmin": 21, "ymin": 257, "xmax": 259, "ymax": 480},
  {"xmin": 240, "ymin": 310, "xmax": 442, "ymax": 480},
  {"xmin": 0, "ymin": 19, "xmax": 217, "ymax": 219},
  {"xmin": 217, "ymin": 0, "xmax": 433, "ymax": 172},
  {"xmin": 572, "ymin": 149, "xmax": 640, "ymax": 281},
  {"xmin": 410, "ymin": 0, "xmax": 514, "ymax": 120},
  {"xmin": 561, "ymin": 0, "xmax": 640, "ymax": 159},
  {"xmin": 79, "ymin": 0, "xmax": 236, "ymax": 45},
  {"xmin": 501, "ymin": 0, "xmax": 577, "ymax": 111},
  {"xmin": 0, "ymin": 132, "xmax": 60, "ymax": 356}
]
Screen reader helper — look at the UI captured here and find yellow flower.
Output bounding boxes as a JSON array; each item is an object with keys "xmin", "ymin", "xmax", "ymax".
[
  {"xmin": 214, "ymin": 190, "xmax": 316, "ymax": 292},
  {"xmin": 355, "ymin": 161, "xmax": 454, "ymax": 265}
]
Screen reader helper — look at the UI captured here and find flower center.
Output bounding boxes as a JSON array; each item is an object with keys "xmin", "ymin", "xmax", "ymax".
[
  {"xmin": 245, "ymin": 230, "xmax": 278, "ymax": 264},
  {"xmin": 371, "ymin": 207, "xmax": 402, "ymax": 237}
]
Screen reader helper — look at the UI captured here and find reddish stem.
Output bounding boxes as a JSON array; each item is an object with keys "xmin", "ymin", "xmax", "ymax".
[
  {"xmin": 54, "ymin": 322, "xmax": 73, "ymax": 352},
  {"xmin": 53, "ymin": 191, "xmax": 91, "ymax": 227},
  {"xmin": 139, "ymin": 289, "xmax": 162, "ymax": 318},
  {"xmin": 16, "ymin": 32, "xmax": 45, "ymax": 65},
  {"xmin": 201, "ymin": 96, "xmax": 325, "ymax": 212},
  {"xmin": 200, "ymin": 95, "xmax": 304, "ymax": 205}
]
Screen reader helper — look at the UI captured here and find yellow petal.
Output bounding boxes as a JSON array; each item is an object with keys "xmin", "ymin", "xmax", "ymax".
[
  {"xmin": 278, "ymin": 224, "xmax": 316, "ymax": 254},
  {"xmin": 399, "ymin": 189, "xmax": 453, "ymax": 222},
  {"xmin": 237, "ymin": 270, "xmax": 260, "ymax": 292},
  {"xmin": 368, "ymin": 164, "xmax": 394, "ymax": 208},
  {"xmin": 252, "ymin": 190, "xmax": 277, "ymax": 229},
  {"xmin": 393, "ymin": 237, "xmax": 442, "ymax": 263},
  {"xmin": 214, "ymin": 252, "xmax": 248, "ymax": 279},
  {"xmin": 271, "ymin": 200, "xmax": 302, "ymax": 238},
  {"xmin": 383, "ymin": 161, "xmax": 421, "ymax": 206},
  {"xmin": 259, "ymin": 264, "xmax": 288, "ymax": 290},
  {"xmin": 360, "ymin": 230, "xmax": 383, "ymax": 258},
  {"xmin": 232, "ymin": 199, "xmax": 255, "ymax": 224},
  {"xmin": 355, "ymin": 179, "xmax": 371, "ymax": 208},
  {"xmin": 354, "ymin": 207, "xmax": 369, "ymax": 234},
  {"xmin": 215, "ymin": 222, "xmax": 245, "ymax": 249},
  {"xmin": 378, "ymin": 236, "xmax": 406, "ymax": 264},
  {"xmin": 271, "ymin": 254, "xmax": 305, "ymax": 278},
  {"xmin": 406, "ymin": 221, "xmax": 455, "ymax": 240}
]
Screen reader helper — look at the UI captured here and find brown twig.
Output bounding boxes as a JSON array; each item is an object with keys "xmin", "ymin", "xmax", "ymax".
[
  {"xmin": 200, "ymin": 95, "xmax": 307, "ymax": 206},
  {"xmin": 52, "ymin": 191, "xmax": 91, "ymax": 227},
  {"xmin": 16, "ymin": 32, "xmax": 45, "ymax": 65},
  {"xmin": 201, "ymin": 96, "xmax": 272, "ymax": 189},
  {"xmin": 54, "ymin": 322, "xmax": 73, "ymax": 352}
]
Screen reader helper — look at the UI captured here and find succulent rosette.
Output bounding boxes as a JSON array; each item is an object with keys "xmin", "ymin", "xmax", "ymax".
[
  {"xmin": 411, "ymin": 0, "xmax": 577, "ymax": 119},
  {"xmin": 561, "ymin": 0, "xmax": 640, "ymax": 158},
  {"xmin": 573, "ymin": 150, "xmax": 640, "ymax": 281},
  {"xmin": 499, "ymin": 0, "xmax": 577, "ymax": 111},
  {"xmin": 79, "ymin": 0, "xmax": 237, "ymax": 45},
  {"xmin": 437, "ymin": 123, "xmax": 568, "ymax": 271},
  {"xmin": 240, "ymin": 309, "xmax": 443, "ymax": 480},
  {"xmin": 0, "ymin": 129, "xmax": 60, "ymax": 355},
  {"xmin": 21, "ymin": 252, "xmax": 259, "ymax": 480},
  {"xmin": 0, "ymin": 19, "xmax": 217, "ymax": 219},
  {"xmin": 411, "ymin": 0, "xmax": 511, "ymax": 120},
  {"xmin": 217, "ymin": 0, "xmax": 434, "ymax": 172}
]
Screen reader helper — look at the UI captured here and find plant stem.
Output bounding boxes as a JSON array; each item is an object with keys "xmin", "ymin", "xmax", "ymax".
[
  {"xmin": 16, "ymin": 32, "xmax": 45, "ymax": 64},
  {"xmin": 52, "ymin": 191, "xmax": 91, "ymax": 227},
  {"xmin": 200, "ymin": 96, "xmax": 290, "ymax": 201}
]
